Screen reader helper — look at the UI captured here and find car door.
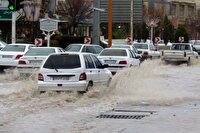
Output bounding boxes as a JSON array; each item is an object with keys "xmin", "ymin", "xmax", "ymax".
[
  {"xmin": 91, "ymin": 55, "xmax": 109, "ymax": 85},
  {"xmin": 83, "ymin": 54, "xmax": 99, "ymax": 85},
  {"xmin": 128, "ymin": 49, "xmax": 140, "ymax": 66}
]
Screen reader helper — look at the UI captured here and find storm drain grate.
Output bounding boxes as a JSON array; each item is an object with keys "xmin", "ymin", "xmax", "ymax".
[{"xmin": 96, "ymin": 114, "xmax": 148, "ymax": 119}]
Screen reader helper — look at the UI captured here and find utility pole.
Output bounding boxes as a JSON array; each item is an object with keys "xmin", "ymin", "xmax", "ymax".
[
  {"xmin": 108, "ymin": 0, "xmax": 112, "ymax": 47},
  {"xmin": 12, "ymin": 12, "xmax": 16, "ymax": 43},
  {"xmin": 130, "ymin": 0, "xmax": 133, "ymax": 44},
  {"xmin": 92, "ymin": 0, "xmax": 100, "ymax": 44}
]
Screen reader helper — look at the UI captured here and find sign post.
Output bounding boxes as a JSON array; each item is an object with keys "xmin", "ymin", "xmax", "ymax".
[{"xmin": 40, "ymin": 18, "xmax": 58, "ymax": 47}]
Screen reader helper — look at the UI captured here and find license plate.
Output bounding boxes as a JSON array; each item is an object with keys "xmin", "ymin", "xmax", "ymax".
[
  {"xmin": 29, "ymin": 60, "xmax": 42, "ymax": 64},
  {"xmin": 105, "ymin": 60, "xmax": 116, "ymax": 64},
  {"xmin": 2, "ymin": 55, "xmax": 13, "ymax": 58},
  {"xmin": 52, "ymin": 76, "xmax": 69, "ymax": 80}
]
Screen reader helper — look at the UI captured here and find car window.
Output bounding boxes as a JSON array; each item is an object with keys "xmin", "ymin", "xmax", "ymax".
[
  {"xmin": 43, "ymin": 54, "xmax": 81, "ymax": 69},
  {"xmin": 25, "ymin": 48, "xmax": 55, "ymax": 56},
  {"xmin": 91, "ymin": 55, "xmax": 103, "ymax": 68},
  {"xmin": 94, "ymin": 46, "xmax": 103, "ymax": 54},
  {"xmin": 82, "ymin": 46, "xmax": 96, "ymax": 54},
  {"xmin": 150, "ymin": 45, "xmax": 155, "ymax": 51},
  {"xmin": 133, "ymin": 43, "xmax": 148, "ymax": 49},
  {"xmin": 83, "ymin": 55, "xmax": 95, "ymax": 68},
  {"xmin": 129, "ymin": 49, "xmax": 136, "ymax": 58},
  {"xmin": 99, "ymin": 49, "xmax": 127, "ymax": 56},
  {"xmin": 65, "ymin": 45, "xmax": 82, "ymax": 52},
  {"xmin": 1, "ymin": 45, "xmax": 26, "ymax": 52}
]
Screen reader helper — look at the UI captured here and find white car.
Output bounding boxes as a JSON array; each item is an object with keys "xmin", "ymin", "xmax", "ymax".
[
  {"xmin": 0, "ymin": 43, "xmax": 35, "ymax": 69},
  {"xmin": 38, "ymin": 52, "xmax": 112, "ymax": 93},
  {"xmin": 17, "ymin": 47, "xmax": 65, "ymax": 74},
  {"xmin": 133, "ymin": 42, "xmax": 161, "ymax": 59},
  {"xmin": 65, "ymin": 43, "xmax": 104, "ymax": 55},
  {"xmin": 97, "ymin": 48, "xmax": 140, "ymax": 74}
]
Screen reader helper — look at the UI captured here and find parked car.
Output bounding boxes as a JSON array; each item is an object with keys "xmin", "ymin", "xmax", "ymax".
[
  {"xmin": 0, "ymin": 43, "xmax": 35, "ymax": 69},
  {"xmin": 17, "ymin": 47, "xmax": 65, "ymax": 74},
  {"xmin": 0, "ymin": 40, "xmax": 7, "ymax": 50},
  {"xmin": 133, "ymin": 42, "xmax": 161, "ymax": 59},
  {"xmin": 38, "ymin": 52, "xmax": 112, "ymax": 93},
  {"xmin": 65, "ymin": 44, "xmax": 104, "ymax": 55},
  {"xmin": 97, "ymin": 48, "xmax": 140, "ymax": 74},
  {"xmin": 190, "ymin": 40, "xmax": 200, "ymax": 54}
]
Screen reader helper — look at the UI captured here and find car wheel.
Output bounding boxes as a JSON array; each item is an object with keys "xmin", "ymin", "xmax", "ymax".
[{"xmin": 86, "ymin": 82, "xmax": 93, "ymax": 91}]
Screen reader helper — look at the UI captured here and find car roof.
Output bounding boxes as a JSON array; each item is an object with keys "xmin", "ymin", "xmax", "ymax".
[
  {"xmin": 68, "ymin": 43, "xmax": 100, "ymax": 46},
  {"xmin": 8, "ymin": 43, "xmax": 34, "ymax": 46}
]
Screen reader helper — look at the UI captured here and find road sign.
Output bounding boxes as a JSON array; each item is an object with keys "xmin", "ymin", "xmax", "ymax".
[
  {"xmin": 84, "ymin": 36, "xmax": 91, "ymax": 44},
  {"xmin": 0, "ymin": 10, "xmax": 12, "ymax": 20},
  {"xmin": 179, "ymin": 36, "xmax": 184, "ymax": 43},
  {"xmin": 155, "ymin": 37, "xmax": 161, "ymax": 43},
  {"xmin": 35, "ymin": 38, "xmax": 42, "ymax": 47},
  {"xmin": 40, "ymin": 18, "xmax": 58, "ymax": 32},
  {"xmin": 127, "ymin": 36, "xmax": 131, "ymax": 45}
]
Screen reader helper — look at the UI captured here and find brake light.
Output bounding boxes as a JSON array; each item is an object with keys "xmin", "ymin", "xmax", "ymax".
[
  {"xmin": 38, "ymin": 73, "xmax": 44, "ymax": 81},
  {"xmin": 184, "ymin": 51, "xmax": 186, "ymax": 57},
  {"xmin": 143, "ymin": 51, "xmax": 148, "ymax": 56},
  {"xmin": 18, "ymin": 60, "xmax": 26, "ymax": 64},
  {"xmin": 15, "ymin": 54, "xmax": 23, "ymax": 59},
  {"xmin": 119, "ymin": 60, "xmax": 127, "ymax": 64},
  {"xmin": 79, "ymin": 72, "xmax": 87, "ymax": 81}
]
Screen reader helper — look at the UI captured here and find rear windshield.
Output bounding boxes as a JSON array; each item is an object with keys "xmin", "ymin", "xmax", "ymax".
[
  {"xmin": 99, "ymin": 49, "xmax": 127, "ymax": 56},
  {"xmin": 43, "ymin": 54, "xmax": 81, "ymax": 69},
  {"xmin": 25, "ymin": 48, "xmax": 55, "ymax": 56},
  {"xmin": 65, "ymin": 45, "xmax": 82, "ymax": 52},
  {"xmin": 1, "ymin": 45, "xmax": 26, "ymax": 52},
  {"xmin": 111, "ymin": 45, "xmax": 130, "ymax": 49},
  {"xmin": 133, "ymin": 43, "xmax": 148, "ymax": 49}
]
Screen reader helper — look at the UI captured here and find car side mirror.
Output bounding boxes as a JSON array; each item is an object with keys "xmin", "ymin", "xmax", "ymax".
[
  {"xmin": 193, "ymin": 47, "xmax": 196, "ymax": 51},
  {"xmin": 102, "ymin": 64, "xmax": 109, "ymax": 68}
]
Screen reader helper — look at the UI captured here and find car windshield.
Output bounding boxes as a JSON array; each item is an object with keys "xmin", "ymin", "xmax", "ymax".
[
  {"xmin": 99, "ymin": 49, "xmax": 127, "ymax": 56},
  {"xmin": 65, "ymin": 44, "xmax": 82, "ymax": 52},
  {"xmin": 25, "ymin": 48, "xmax": 55, "ymax": 56},
  {"xmin": 43, "ymin": 54, "xmax": 81, "ymax": 69},
  {"xmin": 1, "ymin": 45, "xmax": 26, "ymax": 52},
  {"xmin": 133, "ymin": 43, "xmax": 148, "ymax": 49}
]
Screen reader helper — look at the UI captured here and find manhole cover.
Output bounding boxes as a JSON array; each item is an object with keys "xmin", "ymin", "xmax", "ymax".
[{"xmin": 96, "ymin": 114, "xmax": 148, "ymax": 119}]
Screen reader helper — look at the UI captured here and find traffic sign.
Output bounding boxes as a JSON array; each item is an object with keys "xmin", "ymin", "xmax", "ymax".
[
  {"xmin": 40, "ymin": 18, "xmax": 58, "ymax": 32},
  {"xmin": 0, "ymin": 10, "xmax": 12, "ymax": 20},
  {"xmin": 127, "ymin": 36, "xmax": 131, "ymax": 45},
  {"xmin": 35, "ymin": 38, "xmax": 42, "ymax": 47},
  {"xmin": 84, "ymin": 36, "xmax": 91, "ymax": 44},
  {"xmin": 179, "ymin": 36, "xmax": 184, "ymax": 43},
  {"xmin": 155, "ymin": 37, "xmax": 161, "ymax": 43}
]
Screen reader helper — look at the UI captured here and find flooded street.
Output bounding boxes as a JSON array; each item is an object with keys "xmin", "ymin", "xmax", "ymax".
[{"xmin": 0, "ymin": 59, "xmax": 200, "ymax": 133}]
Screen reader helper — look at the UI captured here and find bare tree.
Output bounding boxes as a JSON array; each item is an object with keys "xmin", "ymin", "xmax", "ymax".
[{"xmin": 65, "ymin": 0, "xmax": 93, "ymax": 36}]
